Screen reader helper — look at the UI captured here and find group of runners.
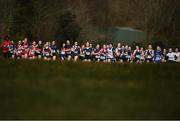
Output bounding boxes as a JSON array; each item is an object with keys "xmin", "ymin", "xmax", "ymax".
[{"xmin": 1, "ymin": 36, "xmax": 180, "ymax": 63}]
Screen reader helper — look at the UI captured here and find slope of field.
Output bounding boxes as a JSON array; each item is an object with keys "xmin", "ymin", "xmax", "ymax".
[{"xmin": 0, "ymin": 61, "xmax": 180, "ymax": 119}]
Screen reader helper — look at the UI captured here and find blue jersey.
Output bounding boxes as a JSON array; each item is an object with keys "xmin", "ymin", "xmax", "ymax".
[
  {"xmin": 51, "ymin": 45, "xmax": 57, "ymax": 54},
  {"xmin": 84, "ymin": 47, "xmax": 92, "ymax": 56},
  {"xmin": 155, "ymin": 50, "xmax": 162, "ymax": 61}
]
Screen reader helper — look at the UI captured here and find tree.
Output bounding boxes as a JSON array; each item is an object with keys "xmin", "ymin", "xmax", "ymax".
[
  {"xmin": 0, "ymin": 0, "xmax": 16, "ymax": 40},
  {"xmin": 55, "ymin": 11, "xmax": 81, "ymax": 42}
]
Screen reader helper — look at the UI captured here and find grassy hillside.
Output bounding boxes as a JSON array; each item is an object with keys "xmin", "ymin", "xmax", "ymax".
[{"xmin": 0, "ymin": 61, "xmax": 180, "ymax": 119}]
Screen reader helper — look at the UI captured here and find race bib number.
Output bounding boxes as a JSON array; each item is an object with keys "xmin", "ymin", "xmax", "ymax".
[
  {"xmin": 156, "ymin": 56, "xmax": 161, "ymax": 61},
  {"xmin": 95, "ymin": 55, "xmax": 100, "ymax": 58},
  {"xmin": 61, "ymin": 51, "xmax": 65, "ymax": 54},
  {"xmin": 86, "ymin": 52, "xmax": 91, "ymax": 55},
  {"xmin": 136, "ymin": 55, "xmax": 141, "ymax": 59},
  {"xmin": 147, "ymin": 55, "xmax": 152, "ymax": 59},
  {"xmin": 52, "ymin": 50, "xmax": 56, "ymax": 53},
  {"xmin": 100, "ymin": 56, "xmax": 106, "ymax": 60}
]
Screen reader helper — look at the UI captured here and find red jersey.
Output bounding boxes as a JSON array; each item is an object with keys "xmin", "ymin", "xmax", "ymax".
[
  {"xmin": 1, "ymin": 40, "xmax": 12, "ymax": 53},
  {"xmin": 100, "ymin": 48, "xmax": 108, "ymax": 54}
]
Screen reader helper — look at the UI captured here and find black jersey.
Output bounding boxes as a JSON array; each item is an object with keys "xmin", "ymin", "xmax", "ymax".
[
  {"xmin": 84, "ymin": 47, "xmax": 93, "ymax": 56},
  {"xmin": 72, "ymin": 45, "xmax": 80, "ymax": 55}
]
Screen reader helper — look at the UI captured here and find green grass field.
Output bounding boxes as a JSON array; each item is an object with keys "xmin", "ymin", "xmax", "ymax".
[{"xmin": 0, "ymin": 60, "xmax": 180, "ymax": 119}]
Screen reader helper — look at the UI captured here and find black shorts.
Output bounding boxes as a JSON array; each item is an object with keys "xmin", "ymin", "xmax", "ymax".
[
  {"xmin": 85, "ymin": 55, "xmax": 92, "ymax": 60},
  {"xmin": 146, "ymin": 58, "xmax": 153, "ymax": 62},
  {"xmin": 35, "ymin": 52, "xmax": 42, "ymax": 57},
  {"xmin": 65, "ymin": 53, "xmax": 72, "ymax": 58},
  {"xmin": 52, "ymin": 53, "xmax": 56, "ymax": 56},
  {"xmin": 72, "ymin": 53, "xmax": 79, "ymax": 57},
  {"xmin": 134, "ymin": 57, "xmax": 141, "ymax": 62}
]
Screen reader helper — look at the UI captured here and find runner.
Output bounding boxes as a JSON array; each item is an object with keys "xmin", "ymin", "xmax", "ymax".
[
  {"xmin": 1, "ymin": 36, "xmax": 12, "ymax": 59},
  {"xmin": 145, "ymin": 45, "xmax": 154, "ymax": 63},
  {"xmin": 162, "ymin": 49, "xmax": 168, "ymax": 62},
  {"xmin": 83, "ymin": 42, "xmax": 93, "ymax": 62},
  {"xmin": 16, "ymin": 41, "xmax": 23, "ymax": 59},
  {"xmin": 99, "ymin": 44, "xmax": 108, "ymax": 62},
  {"xmin": 36, "ymin": 40, "xmax": 43, "ymax": 59},
  {"xmin": 92, "ymin": 44, "xmax": 100, "ymax": 62},
  {"xmin": 175, "ymin": 48, "xmax": 180, "ymax": 62},
  {"xmin": 50, "ymin": 41, "xmax": 57, "ymax": 61},
  {"xmin": 154, "ymin": 46, "xmax": 163, "ymax": 63},
  {"xmin": 166, "ymin": 48, "xmax": 176, "ymax": 62},
  {"xmin": 21, "ymin": 38, "xmax": 29, "ymax": 59},
  {"xmin": 72, "ymin": 42, "xmax": 81, "ymax": 61},
  {"xmin": 29, "ymin": 41, "xmax": 37, "ymax": 60},
  {"xmin": 107, "ymin": 43, "xmax": 115, "ymax": 63},
  {"xmin": 127, "ymin": 46, "xmax": 133, "ymax": 63},
  {"xmin": 64, "ymin": 40, "xmax": 72, "ymax": 61},
  {"xmin": 115, "ymin": 43, "xmax": 122, "ymax": 62},
  {"xmin": 9, "ymin": 41, "xmax": 16, "ymax": 59},
  {"xmin": 133, "ymin": 46, "xmax": 141, "ymax": 63},
  {"xmin": 43, "ymin": 42, "xmax": 51, "ymax": 61},
  {"xmin": 60, "ymin": 43, "xmax": 66, "ymax": 61}
]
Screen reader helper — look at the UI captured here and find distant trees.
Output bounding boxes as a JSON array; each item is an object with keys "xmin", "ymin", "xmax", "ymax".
[
  {"xmin": 0, "ymin": 0, "xmax": 179, "ymax": 46},
  {"xmin": 0, "ymin": 0, "xmax": 16, "ymax": 39},
  {"xmin": 55, "ymin": 11, "xmax": 81, "ymax": 41}
]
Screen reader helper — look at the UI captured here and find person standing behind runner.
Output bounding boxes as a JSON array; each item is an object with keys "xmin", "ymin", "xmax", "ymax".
[
  {"xmin": 64, "ymin": 40, "xmax": 72, "ymax": 61},
  {"xmin": 1, "ymin": 36, "xmax": 12, "ymax": 59}
]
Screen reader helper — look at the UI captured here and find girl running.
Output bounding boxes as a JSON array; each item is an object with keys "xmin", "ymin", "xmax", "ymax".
[
  {"xmin": 115, "ymin": 43, "xmax": 122, "ymax": 62},
  {"xmin": 9, "ymin": 41, "xmax": 16, "ymax": 59},
  {"xmin": 64, "ymin": 40, "xmax": 72, "ymax": 61},
  {"xmin": 154, "ymin": 46, "xmax": 163, "ymax": 63},
  {"xmin": 83, "ymin": 42, "xmax": 93, "ymax": 62},
  {"xmin": 107, "ymin": 44, "xmax": 115, "ymax": 63},
  {"xmin": 133, "ymin": 46, "xmax": 141, "ymax": 63},
  {"xmin": 72, "ymin": 42, "xmax": 81, "ymax": 61},
  {"xmin": 145, "ymin": 45, "xmax": 154, "ymax": 63},
  {"xmin": 166, "ymin": 48, "xmax": 176, "ymax": 62},
  {"xmin": 60, "ymin": 43, "xmax": 66, "ymax": 61},
  {"xmin": 21, "ymin": 38, "xmax": 29, "ymax": 59},
  {"xmin": 50, "ymin": 41, "xmax": 57, "ymax": 61},
  {"xmin": 29, "ymin": 41, "xmax": 37, "ymax": 60},
  {"xmin": 43, "ymin": 42, "xmax": 51, "ymax": 61},
  {"xmin": 36, "ymin": 40, "xmax": 43, "ymax": 59},
  {"xmin": 16, "ymin": 41, "xmax": 23, "ymax": 59},
  {"xmin": 92, "ymin": 44, "xmax": 100, "ymax": 62},
  {"xmin": 99, "ymin": 44, "xmax": 108, "ymax": 62}
]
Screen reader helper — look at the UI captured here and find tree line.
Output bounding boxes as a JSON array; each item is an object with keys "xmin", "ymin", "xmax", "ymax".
[{"xmin": 0, "ymin": 0, "xmax": 179, "ymax": 47}]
